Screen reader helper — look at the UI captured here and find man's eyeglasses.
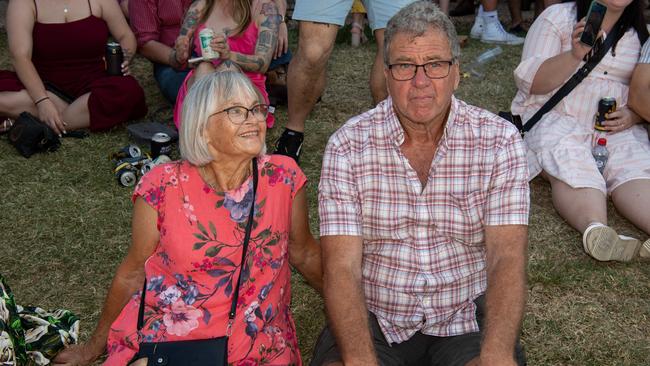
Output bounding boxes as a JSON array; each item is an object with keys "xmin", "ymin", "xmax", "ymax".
[
  {"xmin": 388, "ymin": 61, "xmax": 455, "ymax": 81},
  {"xmin": 210, "ymin": 104, "xmax": 269, "ymax": 125}
]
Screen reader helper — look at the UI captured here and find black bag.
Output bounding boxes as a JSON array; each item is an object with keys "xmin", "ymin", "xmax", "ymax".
[
  {"xmin": 8, "ymin": 112, "xmax": 60, "ymax": 158},
  {"xmin": 500, "ymin": 23, "xmax": 624, "ymax": 136},
  {"xmin": 131, "ymin": 159, "xmax": 259, "ymax": 366}
]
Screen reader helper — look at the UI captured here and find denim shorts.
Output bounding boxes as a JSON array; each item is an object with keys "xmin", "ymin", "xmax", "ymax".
[{"xmin": 293, "ymin": 0, "xmax": 416, "ymax": 30}]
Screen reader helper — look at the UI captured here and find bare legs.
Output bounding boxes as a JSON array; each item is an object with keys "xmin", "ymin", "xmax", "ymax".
[
  {"xmin": 286, "ymin": 21, "xmax": 389, "ymax": 132},
  {"xmin": 0, "ymin": 89, "xmax": 90, "ymax": 130},
  {"xmin": 546, "ymin": 173, "xmax": 608, "ymax": 233},
  {"xmin": 611, "ymin": 179, "xmax": 650, "ymax": 235},
  {"xmin": 286, "ymin": 21, "xmax": 338, "ymax": 133},
  {"xmin": 370, "ymin": 29, "xmax": 388, "ymax": 104}
]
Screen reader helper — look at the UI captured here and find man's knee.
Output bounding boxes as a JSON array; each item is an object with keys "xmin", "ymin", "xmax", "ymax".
[{"xmin": 295, "ymin": 22, "xmax": 338, "ymax": 68}]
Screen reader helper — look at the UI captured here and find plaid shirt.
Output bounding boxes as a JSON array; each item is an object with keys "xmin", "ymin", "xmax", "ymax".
[{"xmin": 319, "ymin": 96, "xmax": 530, "ymax": 344}]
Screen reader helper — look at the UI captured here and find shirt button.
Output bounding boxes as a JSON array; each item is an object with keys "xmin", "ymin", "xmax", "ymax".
[{"xmin": 604, "ymin": 71, "xmax": 608, "ymax": 75}]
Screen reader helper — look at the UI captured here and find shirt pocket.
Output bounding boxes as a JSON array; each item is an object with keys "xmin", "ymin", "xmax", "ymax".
[{"xmin": 443, "ymin": 190, "xmax": 486, "ymax": 246}]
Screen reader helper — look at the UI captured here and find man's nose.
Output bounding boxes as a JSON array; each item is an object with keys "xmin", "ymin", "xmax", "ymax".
[{"xmin": 412, "ymin": 66, "xmax": 429, "ymax": 87}]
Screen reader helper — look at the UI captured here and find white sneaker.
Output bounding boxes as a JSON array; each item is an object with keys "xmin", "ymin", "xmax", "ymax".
[
  {"xmin": 640, "ymin": 239, "xmax": 650, "ymax": 259},
  {"xmin": 470, "ymin": 16, "xmax": 484, "ymax": 39},
  {"xmin": 583, "ymin": 224, "xmax": 641, "ymax": 262},
  {"xmin": 480, "ymin": 17, "xmax": 524, "ymax": 45}
]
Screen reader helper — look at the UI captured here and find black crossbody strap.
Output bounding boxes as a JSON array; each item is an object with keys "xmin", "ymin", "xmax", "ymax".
[
  {"xmin": 522, "ymin": 24, "xmax": 624, "ymax": 133},
  {"xmin": 137, "ymin": 158, "xmax": 258, "ymax": 332}
]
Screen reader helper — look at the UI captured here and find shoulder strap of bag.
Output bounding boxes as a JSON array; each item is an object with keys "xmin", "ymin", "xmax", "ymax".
[
  {"xmin": 522, "ymin": 23, "xmax": 624, "ymax": 134},
  {"xmin": 137, "ymin": 158, "xmax": 259, "ymax": 332}
]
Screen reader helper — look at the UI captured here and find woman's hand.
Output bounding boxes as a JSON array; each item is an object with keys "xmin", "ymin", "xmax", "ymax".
[
  {"xmin": 602, "ymin": 106, "xmax": 642, "ymax": 133},
  {"xmin": 275, "ymin": 21, "xmax": 288, "ymax": 59},
  {"xmin": 121, "ymin": 47, "xmax": 133, "ymax": 76},
  {"xmin": 174, "ymin": 35, "xmax": 191, "ymax": 66},
  {"xmin": 52, "ymin": 343, "xmax": 102, "ymax": 366},
  {"xmin": 571, "ymin": 20, "xmax": 600, "ymax": 61},
  {"xmin": 211, "ymin": 33, "xmax": 231, "ymax": 60},
  {"xmin": 37, "ymin": 99, "xmax": 66, "ymax": 135}
]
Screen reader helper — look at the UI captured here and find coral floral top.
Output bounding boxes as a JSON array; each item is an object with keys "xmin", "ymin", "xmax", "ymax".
[{"xmin": 105, "ymin": 155, "xmax": 306, "ymax": 365}]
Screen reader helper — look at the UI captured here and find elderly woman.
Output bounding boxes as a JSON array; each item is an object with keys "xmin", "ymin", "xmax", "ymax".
[
  {"xmin": 511, "ymin": 0, "xmax": 650, "ymax": 262},
  {"xmin": 53, "ymin": 72, "xmax": 322, "ymax": 365}
]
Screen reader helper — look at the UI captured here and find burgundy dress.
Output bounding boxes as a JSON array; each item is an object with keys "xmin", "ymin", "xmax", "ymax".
[{"xmin": 0, "ymin": 0, "xmax": 147, "ymax": 131}]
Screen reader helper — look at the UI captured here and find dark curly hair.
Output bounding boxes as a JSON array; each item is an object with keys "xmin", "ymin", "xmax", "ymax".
[{"xmin": 571, "ymin": 0, "xmax": 649, "ymax": 45}]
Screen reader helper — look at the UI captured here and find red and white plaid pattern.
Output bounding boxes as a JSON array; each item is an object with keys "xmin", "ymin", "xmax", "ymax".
[
  {"xmin": 319, "ymin": 96, "xmax": 530, "ymax": 344},
  {"xmin": 129, "ymin": 0, "xmax": 194, "ymax": 48}
]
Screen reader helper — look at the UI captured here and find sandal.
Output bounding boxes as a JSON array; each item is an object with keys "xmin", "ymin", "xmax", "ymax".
[
  {"xmin": 351, "ymin": 22, "xmax": 363, "ymax": 47},
  {"xmin": 0, "ymin": 117, "xmax": 15, "ymax": 134}
]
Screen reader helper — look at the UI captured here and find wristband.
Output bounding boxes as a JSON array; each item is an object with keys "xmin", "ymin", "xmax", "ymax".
[{"xmin": 34, "ymin": 96, "xmax": 50, "ymax": 105}]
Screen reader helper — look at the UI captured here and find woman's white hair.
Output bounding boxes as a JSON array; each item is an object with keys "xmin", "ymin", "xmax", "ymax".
[{"xmin": 179, "ymin": 71, "xmax": 263, "ymax": 166}]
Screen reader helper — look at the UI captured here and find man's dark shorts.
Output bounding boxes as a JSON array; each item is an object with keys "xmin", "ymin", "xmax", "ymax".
[{"xmin": 310, "ymin": 295, "xmax": 527, "ymax": 366}]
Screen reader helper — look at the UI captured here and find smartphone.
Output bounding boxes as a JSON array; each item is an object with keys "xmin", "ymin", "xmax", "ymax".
[{"xmin": 580, "ymin": 0, "xmax": 607, "ymax": 47}]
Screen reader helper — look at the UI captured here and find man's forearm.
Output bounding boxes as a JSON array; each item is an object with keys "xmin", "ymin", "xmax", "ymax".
[
  {"xmin": 139, "ymin": 40, "xmax": 177, "ymax": 66},
  {"xmin": 324, "ymin": 268, "xmax": 378, "ymax": 365},
  {"xmin": 481, "ymin": 255, "xmax": 526, "ymax": 362}
]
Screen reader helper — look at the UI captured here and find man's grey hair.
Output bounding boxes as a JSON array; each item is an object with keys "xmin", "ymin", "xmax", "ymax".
[
  {"xmin": 179, "ymin": 71, "xmax": 264, "ymax": 166},
  {"xmin": 384, "ymin": 0, "xmax": 461, "ymax": 65}
]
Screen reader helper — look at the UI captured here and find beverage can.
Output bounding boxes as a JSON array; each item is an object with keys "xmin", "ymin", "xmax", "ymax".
[
  {"xmin": 151, "ymin": 132, "xmax": 172, "ymax": 158},
  {"xmin": 199, "ymin": 28, "xmax": 220, "ymax": 59},
  {"xmin": 105, "ymin": 42, "xmax": 124, "ymax": 76},
  {"xmin": 595, "ymin": 97, "xmax": 617, "ymax": 131}
]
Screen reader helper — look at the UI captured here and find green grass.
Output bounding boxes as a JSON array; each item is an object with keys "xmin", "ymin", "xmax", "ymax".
[{"xmin": 1, "ymin": 21, "xmax": 649, "ymax": 365}]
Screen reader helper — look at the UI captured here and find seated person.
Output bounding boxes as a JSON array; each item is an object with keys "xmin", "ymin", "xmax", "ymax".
[
  {"xmin": 0, "ymin": 0, "xmax": 147, "ymax": 135},
  {"xmin": 511, "ymin": 0, "xmax": 650, "ymax": 261},
  {"xmin": 128, "ymin": 0, "xmax": 194, "ymax": 104},
  {"xmin": 52, "ymin": 71, "xmax": 322, "ymax": 366},
  {"xmin": 172, "ymin": 0, "xmax": 280, "ymax": 129}
]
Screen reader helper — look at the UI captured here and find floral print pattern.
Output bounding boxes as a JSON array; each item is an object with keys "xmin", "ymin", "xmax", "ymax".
[{"xmin": 105, "ymin": 156, "xmax": 306, "ymax": 366}]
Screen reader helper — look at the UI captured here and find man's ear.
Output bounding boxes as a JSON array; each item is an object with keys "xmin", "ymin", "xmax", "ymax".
[{"xmin": 452, "ymin": 63, "xmax": 460, "ymax": 91}]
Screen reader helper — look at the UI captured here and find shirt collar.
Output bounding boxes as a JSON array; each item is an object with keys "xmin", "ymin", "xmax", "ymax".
[{"xmin": 383, "ymin": 95, "xmax": 459, "ymax": 147}]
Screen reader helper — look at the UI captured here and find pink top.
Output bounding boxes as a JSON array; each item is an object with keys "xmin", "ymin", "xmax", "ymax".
[
  {"xmin": 105, "ymin": 155, "xmax": 306, "ymax": 365},
  {"xmin": 173, "ymin": 22, "xmax": 273, "ymax": 129}
]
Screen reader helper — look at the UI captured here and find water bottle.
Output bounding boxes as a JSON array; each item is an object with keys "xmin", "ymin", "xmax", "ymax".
[
  {"xmin": 469, "ymin": 46, "xmax": 503, "ymax": 78},
  {"xmin": 592, "ymin": 137, "xmax": 609, "ymax": 174}
]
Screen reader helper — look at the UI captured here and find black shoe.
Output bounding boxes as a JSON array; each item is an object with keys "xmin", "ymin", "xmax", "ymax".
[{"xmin": 274, "ymin": 128, "xmax": 304, "ymax": 163}]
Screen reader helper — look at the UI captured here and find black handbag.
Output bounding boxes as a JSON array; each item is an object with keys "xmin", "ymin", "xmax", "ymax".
[
  {"xmin": 131, "ymin": 159, "xmax": 258, "ymax": 366},
  {"xmin": 8, "ymin": 112, "xmax": 60, "ymax": 158},
  {"xmin": 500, "ymin": 23, "xmax": 624, "ymax": 136}
]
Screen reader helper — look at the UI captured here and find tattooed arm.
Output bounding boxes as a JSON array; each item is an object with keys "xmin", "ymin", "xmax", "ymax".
[
  {"xmin": 174, "ymin": 0, "xmax": 206, "ymax": 64},
  {"xmin": 213, "ymin": 0, "xmax": 278, "ymax": 73}
]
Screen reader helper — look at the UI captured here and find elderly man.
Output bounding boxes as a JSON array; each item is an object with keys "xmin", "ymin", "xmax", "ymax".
[{"xmin": 314, "ymin": 2, "xmax": 530, "ymax": 365}]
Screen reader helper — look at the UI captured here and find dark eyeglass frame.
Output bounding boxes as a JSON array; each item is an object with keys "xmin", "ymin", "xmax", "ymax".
[
  {"xmin": 210, "ymin": 104, "xmax": 270, "ymax": 125},
  {"xmin": 388, "ymin": 60, "xmax": 456, "ymax": 81}
]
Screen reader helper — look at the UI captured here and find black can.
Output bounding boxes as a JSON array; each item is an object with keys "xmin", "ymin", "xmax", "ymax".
[
  {"xmin": 106, "ymin": 42, "xmax": 123, "ymax": 76},
  {"xmin": 151, "ymin": 132, "xmax": 172, "ymax": 158},
  {"xmin": 595, "ymin": 97, "xmax": 617, "ymax": 131}
]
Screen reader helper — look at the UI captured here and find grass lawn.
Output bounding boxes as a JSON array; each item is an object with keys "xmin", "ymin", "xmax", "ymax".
[{"xmin": 1, "ymin": 19, "xmax": 649, "ymax": 365}]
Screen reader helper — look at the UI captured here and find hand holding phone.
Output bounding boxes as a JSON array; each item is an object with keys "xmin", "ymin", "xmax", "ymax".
[{"xmin": 580, "ymin": 0, "xmax": 607, "ymax": 47}]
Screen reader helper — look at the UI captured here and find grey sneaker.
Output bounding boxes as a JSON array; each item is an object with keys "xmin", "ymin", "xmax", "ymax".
[
  {"xmin": 480, "ymin": 17, "xmax": 524, "ymax": 45},
  {"xmin": 583, "ymin": 225, "xmax": 641, "ymax": 262}
]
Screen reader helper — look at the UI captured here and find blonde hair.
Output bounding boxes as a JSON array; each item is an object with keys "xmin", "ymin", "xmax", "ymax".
[{"xmin": 179, "ymin": 72, "xmax": 263, "ymax": 166}]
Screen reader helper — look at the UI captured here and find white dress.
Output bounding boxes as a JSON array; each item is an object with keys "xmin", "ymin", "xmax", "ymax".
[{"xmin": 510, "ymin": 3, "xmax": 650, "ymax": 194}]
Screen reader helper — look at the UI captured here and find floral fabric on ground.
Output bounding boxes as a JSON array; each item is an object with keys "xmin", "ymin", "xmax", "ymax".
[
  {"xmin": 105, "ymin": 155, "xmax": 307, "ymax": 366},
  {"xmin": 0, "ymin": 274, "xmax": 79, "ymax": 365}
]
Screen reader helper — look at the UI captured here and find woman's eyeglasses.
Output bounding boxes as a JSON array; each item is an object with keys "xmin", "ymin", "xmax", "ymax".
[{"xmin": 210, "ymin": 104, "xmax": 269, "ymax": 124}]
